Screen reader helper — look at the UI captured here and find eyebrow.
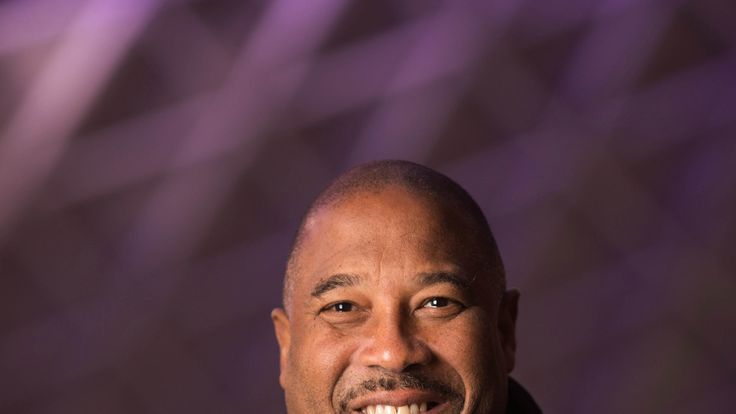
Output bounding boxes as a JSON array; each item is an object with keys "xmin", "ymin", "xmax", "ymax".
[
  {"xmin": 310, "ymin": 273, "xmax": 362, "ymax": 298},
  {"xmin": 418, "ymin": 271, "xmax": 474, "ymax": 290},
  {"xmin": 310, "ymin": 271, "xmax": 474, "ymax": 298}
]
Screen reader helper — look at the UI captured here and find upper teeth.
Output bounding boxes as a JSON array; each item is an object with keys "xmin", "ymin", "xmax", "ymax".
[{"xmin": 361, "ymin": 403, "xmax": 428, "ymax": 414}]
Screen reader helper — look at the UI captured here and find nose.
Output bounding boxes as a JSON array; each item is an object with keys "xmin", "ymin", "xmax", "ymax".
[{"xmin": 356, "ymin": 310, "xmax": 433, "ymax": 372}]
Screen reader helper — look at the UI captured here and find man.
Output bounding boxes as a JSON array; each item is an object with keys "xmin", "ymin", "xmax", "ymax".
[{"xmin": 272, "ymin": 160, "xmax": 541, "ymax": 414}]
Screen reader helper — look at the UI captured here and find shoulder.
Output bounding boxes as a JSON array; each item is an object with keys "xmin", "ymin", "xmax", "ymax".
[{"xmin": 506, "ymin": 377, "xmax": 542, "ymax": 414}]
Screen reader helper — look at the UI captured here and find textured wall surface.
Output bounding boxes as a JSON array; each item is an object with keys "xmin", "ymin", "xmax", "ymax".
[{"xmin": 1, "ymin": 0, "xmax": 735, "ymax": 413}]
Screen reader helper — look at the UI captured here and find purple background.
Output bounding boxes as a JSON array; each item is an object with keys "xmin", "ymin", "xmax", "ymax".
[{"xmin": 1, "ymin": 0, "xmax": 735, "ymax": 413}]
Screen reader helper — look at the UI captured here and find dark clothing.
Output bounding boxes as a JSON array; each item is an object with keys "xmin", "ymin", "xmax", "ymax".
[{"xmin": 507, "ymin": 377, "xmax": 542, "ymax": 414}]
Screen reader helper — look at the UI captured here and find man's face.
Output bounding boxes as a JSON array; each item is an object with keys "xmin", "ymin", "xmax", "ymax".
[{"xmin": 272, "ymin": 187, "xmax": 519, "ymax": 414}]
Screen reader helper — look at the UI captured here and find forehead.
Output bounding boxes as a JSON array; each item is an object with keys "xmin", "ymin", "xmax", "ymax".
[{"xmin": 293, "ymin": 186, "xmax": 480, "ymax": 287}]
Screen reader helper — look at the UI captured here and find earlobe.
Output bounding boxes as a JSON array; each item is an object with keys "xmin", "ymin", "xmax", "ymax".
[
  {"xmin": 271, "ymin": 308, "xmax": 291, "ymax": 388},
  {"xmin": 498, "ymin": 289, "xmax": 520, "ymax": 373}
]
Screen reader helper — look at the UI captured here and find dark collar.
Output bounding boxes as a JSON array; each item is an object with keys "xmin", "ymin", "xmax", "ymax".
[{"xmin": 506, "ymin": 377, "xmax": 542, "ymax": 414}]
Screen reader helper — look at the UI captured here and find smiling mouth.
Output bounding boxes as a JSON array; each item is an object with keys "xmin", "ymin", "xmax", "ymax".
[{"xmin": 358, "ymin": 402, "xmax": 439, "ymax": 413}]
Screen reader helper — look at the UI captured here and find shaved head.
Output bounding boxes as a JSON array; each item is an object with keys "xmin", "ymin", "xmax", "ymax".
[
  {"xmin": 283, "ymin": 160, "xmax": 505, "ymax": 312},
  {"xmin": 272, "ymin": 160, "xmax": 529, "ymax": 414}
]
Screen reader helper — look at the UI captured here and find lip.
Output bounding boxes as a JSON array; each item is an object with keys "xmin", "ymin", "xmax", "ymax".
[{"xmin": 347, "ymin": 390, "xmax": 447, "ymax": 413}]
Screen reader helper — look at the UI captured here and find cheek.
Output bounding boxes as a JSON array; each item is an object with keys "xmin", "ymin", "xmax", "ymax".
[
  {"xmin": 426, "ymin": 311, "xmax": 493, "ymax": 364},
  {"xmin": 311, "ymin": 331, "xmax": 354, "ymax": 378},
  {"xmin": 423, "ymin": 311, "xmax": 501, "ymax": 400},
  {"xmin": 286, "ymin": 321, "xmax": 356, "ymax": 408}
]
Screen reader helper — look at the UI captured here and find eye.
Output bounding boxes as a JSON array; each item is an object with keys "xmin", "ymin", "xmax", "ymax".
[
  {"xmin": 417, "ymin": 296, "xmax": 466, "ymax": 318},
  {"xmin": 423, "ymin": 297, "xmax": 450, "ymax": 308},
  {"xmin": 320, "ymin": 301, "xmax": 359, "ymax": 315},
  {"xmin": 328, "ymin": 302, "xmax": 354, "ymax": 312},
  {"xmin": 318, "ymin": 301, "xmax": 367, "ymax": 326}
]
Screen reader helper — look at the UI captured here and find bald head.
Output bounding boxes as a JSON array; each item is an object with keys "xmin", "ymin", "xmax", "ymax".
[{"xmin": 283, "ymin": 160, "xmax": 505, "ymax": 312}]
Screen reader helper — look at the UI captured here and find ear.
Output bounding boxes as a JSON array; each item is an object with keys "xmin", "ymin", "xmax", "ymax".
[
  {"xmin": 271, "ymin": 307, "xmax": 292, "ymax": 388},
  {"xmin": 497, "ymin": 289, "xmax": 519, "ymax": 373}
]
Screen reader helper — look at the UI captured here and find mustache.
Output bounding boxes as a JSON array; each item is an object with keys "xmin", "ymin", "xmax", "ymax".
[{"xmin": 338, "ymin": 372, "xmax": 463, "ymax": 412}]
